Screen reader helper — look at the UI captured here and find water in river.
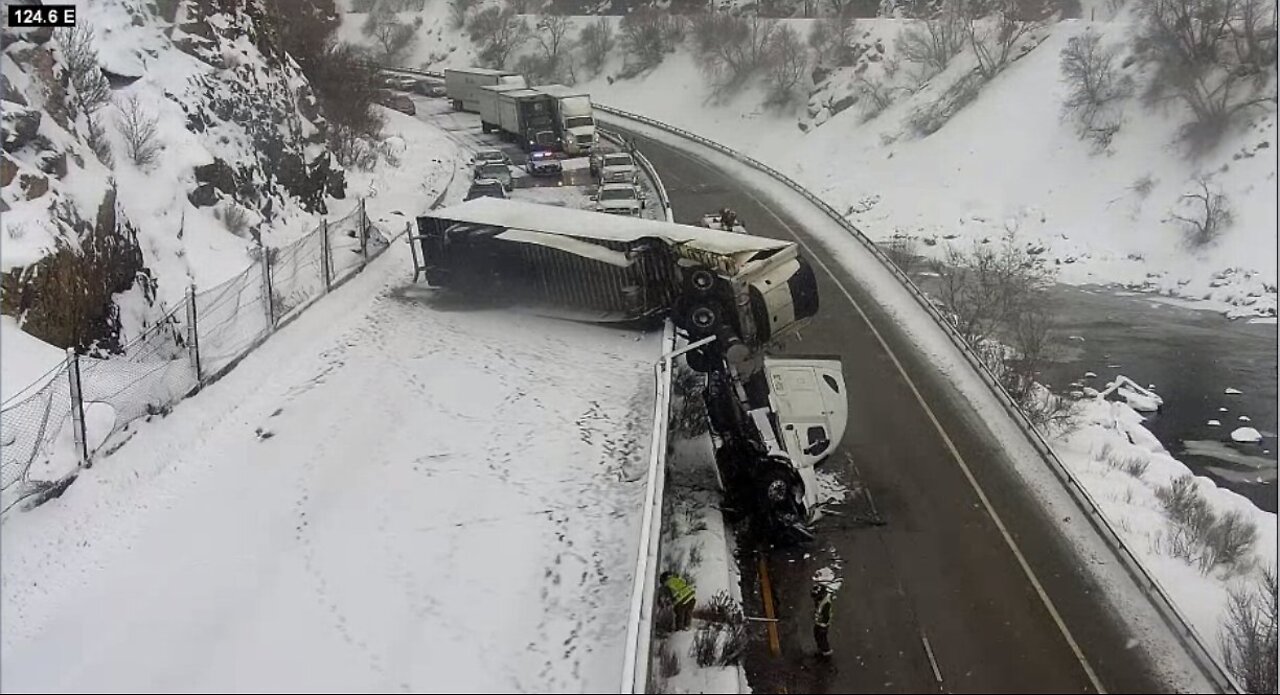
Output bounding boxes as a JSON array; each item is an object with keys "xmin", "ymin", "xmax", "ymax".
[{"xmin": 1037, "ymin": 285, "xmax": 1278, "ymax": 513}]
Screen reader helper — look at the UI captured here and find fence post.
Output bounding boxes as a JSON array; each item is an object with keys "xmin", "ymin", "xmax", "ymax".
[
  {"xmin": 260, "ymin": 250, "xmax": 275, "ymax": 327},
  {"xmin": 186, "ymin": 284, "xmax": 202, "ymax": 383},
  {"xmin": 65, "ymin": 348, "xmax": 89, "ymax": 468},
  {"xmin": 321, "ymin": 219, "xmax": 332, "ymax": 292},
  {"xmin": 360, "ymin": 198, "xmax": 369, "ymax": 261}
]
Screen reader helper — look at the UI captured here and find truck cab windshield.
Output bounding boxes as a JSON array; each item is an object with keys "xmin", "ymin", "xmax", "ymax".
[
  {"xmin": 565, "ymin": 116, "xmax": 594, "ymax": 129},
  {"xmin": 604, "ymin": 154, "xmax": 632, "ymax": 168}
]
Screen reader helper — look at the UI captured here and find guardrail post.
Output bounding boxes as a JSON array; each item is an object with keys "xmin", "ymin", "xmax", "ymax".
[
  {"xmin": 185, "ymin": 284, "xmax": 201, "ymax": 383},
  {"xmin": 65, "ymin": 348, "xmax": 88, "ymax": 468}
]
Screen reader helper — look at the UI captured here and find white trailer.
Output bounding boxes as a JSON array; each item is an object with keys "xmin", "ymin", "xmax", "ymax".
[
  {"xmin": 477, "ymin": 83, "xmax": 528, "ymax": 134},
  {"xmin": 444, "ymin": 67, "xmax": 527, "ymax": 113},
  {"xmin": 532, "ymin": 84, "xmax": 597, "ymax": 155}
]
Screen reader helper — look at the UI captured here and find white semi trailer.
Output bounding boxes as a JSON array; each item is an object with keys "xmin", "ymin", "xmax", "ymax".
[{"xmin": 444, "ymin": 67, "xmax": 527, "ymax": 113}]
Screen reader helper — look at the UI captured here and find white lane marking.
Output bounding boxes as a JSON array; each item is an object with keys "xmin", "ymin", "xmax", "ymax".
[
  {"xmin": 921, "ymin": 633, "xmax": 944, "ymax": 685},
  {"xmin": 657, "ymin": 143, "xmax": 1107, "ymax": 695}
]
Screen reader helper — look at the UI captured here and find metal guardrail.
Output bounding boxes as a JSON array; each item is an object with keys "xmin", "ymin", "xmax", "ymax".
[
  {"xmin": 620, "ymin": 321, "xmax": 678, "ymax": 694},
  {"xmin": 591, "ymin": 105, "xmax": 1240, "ymax": 695},
  {"xmin": 371, "ymin": 61, "xmax": 1238, "ymax": 692}
]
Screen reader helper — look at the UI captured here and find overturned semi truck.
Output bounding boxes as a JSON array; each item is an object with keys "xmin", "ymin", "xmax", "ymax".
[{"xmin": 414, "ymin": 198, "xmax": 844, "ymax": 542}]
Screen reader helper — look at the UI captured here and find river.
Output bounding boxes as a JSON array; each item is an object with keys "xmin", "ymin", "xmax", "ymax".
[{"xmin": 1037, "ymin": 285, "xmax": 1277, "ymax": 513}]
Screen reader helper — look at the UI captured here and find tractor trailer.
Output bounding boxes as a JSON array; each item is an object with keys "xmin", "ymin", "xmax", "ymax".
[
  {"xmin": 532, "ymin": 84, "xmax": 597, "ymax": 155},
  {"xmin": 413, "ymin": 198, "xmax": 843, "ymax": 544},
  {"xmin": 444, "ymin": 67, "xmax": 527, "ymax": 113}
]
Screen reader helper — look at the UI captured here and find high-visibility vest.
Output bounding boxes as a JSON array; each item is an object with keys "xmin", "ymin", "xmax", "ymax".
[
  {"xmin": 664, "ymin": 575, "xmax": 695, "ymax": 605},
  {"xmin": 814, "ymin": 592, "xmax": 834, "ymax": 628}
]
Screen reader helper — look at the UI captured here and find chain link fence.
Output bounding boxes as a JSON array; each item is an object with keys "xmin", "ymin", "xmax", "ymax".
[{"xmin": 1, "ymin": 198, "xmax": 403, "ymax": 516}]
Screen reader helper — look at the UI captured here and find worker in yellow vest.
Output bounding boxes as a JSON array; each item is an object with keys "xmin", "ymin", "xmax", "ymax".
[
  {"xmin": 812, "ymin": 583, "xmax": 835, "ymax": 658},
  {"xmin": 661, "ymin": 571, "xmax": 696, "ymax": 631}
]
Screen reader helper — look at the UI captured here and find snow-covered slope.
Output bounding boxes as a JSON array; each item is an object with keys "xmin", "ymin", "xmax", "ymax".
[
  {"xmin": 2, "ymin": 0, "xmax": 351, "ymax": 359},
  {"xmin": 0, "ymin": 221, "xmax": 659, "ymax": 692}
]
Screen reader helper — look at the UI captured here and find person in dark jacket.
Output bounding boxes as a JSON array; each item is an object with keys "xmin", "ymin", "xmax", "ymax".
[
  {"xmin": 812, "ymin": 583, "xmax": 835, "ymax": 658},
  {"xmin": 661, "ymin": 571, "xmax": 697, "ymax": 631}
]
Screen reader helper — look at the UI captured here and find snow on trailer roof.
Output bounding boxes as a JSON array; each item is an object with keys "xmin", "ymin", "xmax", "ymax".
[{"xmin": 428, "ymin": 198, "xmax": 792, "ymax": 256}]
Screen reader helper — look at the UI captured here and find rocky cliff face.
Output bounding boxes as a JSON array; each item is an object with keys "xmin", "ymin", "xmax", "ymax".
[{"xmin": 1, "ymin": 0, "xmax": 348, "ymax": 355}]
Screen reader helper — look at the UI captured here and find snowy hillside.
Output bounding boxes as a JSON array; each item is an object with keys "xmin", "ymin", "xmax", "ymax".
[
  {"xmin": 2, "ymin": 0, "xmax": 354, "ymax": 361},
  {"xmin": 340, "ymin": 2, "xmax": 1276, "ymax": 320},
  {"xmin": 577, "ymin": 18, "xmax": 1277, "ymax": 320}
]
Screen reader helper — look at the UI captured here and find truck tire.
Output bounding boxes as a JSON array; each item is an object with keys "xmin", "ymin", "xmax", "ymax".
[
  {"xmin": 683, "ymin": 301, "xmax": 721, "ymax": 338},
  {"xmin": 685, "ymin": 267, "xmax": 717, "ymax": 296},
  {"xmin": 481, "ymin": 122, "xmax": 493, "ymax": 134},
  {"xmin": 683, "ymin": 346, "xmax": 718, "ymax": 374}
]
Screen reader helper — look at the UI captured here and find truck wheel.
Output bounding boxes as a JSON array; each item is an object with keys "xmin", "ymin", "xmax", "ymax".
[
  {"xmin": 684, "ymin": 302, "xmax": 721, "ymax": 338},
  {"xmin": 683, "ymin": 346, "xmax": 718, "ymax": 374},
  {"xmin": 685, "ymin": 267, "xmax": 717, "ymax": 296},
  {"xmin": 481, "ymin": 122, "xmax": 492, "ymax": 134}
]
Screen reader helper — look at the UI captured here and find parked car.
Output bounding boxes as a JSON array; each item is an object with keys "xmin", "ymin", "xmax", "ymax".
[
  {"xmin": 465, "ymin": 179, "xmax": 509, "ymax": 201},
  {"xmin": 526, "ymin": 150, "xmax": 563, "ymax": 177},
  {"xmin": 413, "ymin": 79, "xmax": 447, "ymax": 97},
  {"xmin": 591, "ymin": 183, "xmax": 646, "ymax": 216},
  {"xmin": 473, "ymin": 148, "xmax": 512, "ymax": 168},
  {"xmin": 590, "ymin": 151, "xmax": 638, "ymax": 185},
  {"xmin": 474, "ymin": 162, "xmax": 513, "ymax": 190},
  {"xmin": 374, "ymin": 90, "xmax": 415, "ymax": 116}
]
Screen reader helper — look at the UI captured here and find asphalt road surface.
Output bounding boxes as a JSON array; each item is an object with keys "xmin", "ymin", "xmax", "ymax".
[{"xmin": 625, "ymin": 130, "xmax": 1172, "ymax": 694}]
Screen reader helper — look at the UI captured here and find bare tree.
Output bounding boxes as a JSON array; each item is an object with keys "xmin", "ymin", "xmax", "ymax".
[
  {"xmin": 962, "ymin": 0, "xmax": 1042, "ymax": 80},
  {"xmin": 55, "ymin": 27, "xmax": 111, "ymax": 114},
  {"xmin": 1221, "ymin": 567, "xmax": 1278, "ymax": 695},
  {"xmin": 692, "ymin": 12, "xmax": 778, "ymax": 93},
  {"xmin": 929, "ymin": 231, "xmax": 1070, "ymax": 426},
  {"xmin": 308, "ymin": 42, "xmax": 385, "ymax": 164},
  {"xmin": 449, "ymin": 0, "xmax": 478, "ymax": 29},
  {"xmin": 116, "ymin": 94, "xmax": 161, "ymax": 167},
  {"xmin": 893, "ymin": 9, "xmax": 966, "ymax": 82},
  {"xmin": 620, "ymin": 9, "xmax": 685, "ymax": 74},
  {"xmin": 54, "ymin": 26, "xmax": 114, "ymax": 165},
  {"xmin": 1135, "ymin": 0, "xmax": 1277, "ymax": 150},
  {"xmin": 532, "ymin": 11, "xmax": 572, "ymax": 81},
  {"xmin": 578, "ymin": 18, "xmax": 614, "ymax": 77},
  {"xmin": 1060, "ymin": 29, "xmax": 1134, "ymax": 150},
  {"xmin": 763, "ymin": 25, "xmax": 809, "ymax": 107},
  {"xmin": 808, "ymin": 7, "xmax": 857, "ymax": 64},
  {"xmin": 468, "ymin": 6, "xmax": 531, "ymax": 70},
  {"xmin": 855, "ymin": 74, "xmax": 902, "ymax": 120},
  {"xmin": 363, "ymin": 5, "xmax": 419, "ymax": 62},
  {"xmin": 1171, "ymin": 177, "xmax": 1233, "ymax": 247}
]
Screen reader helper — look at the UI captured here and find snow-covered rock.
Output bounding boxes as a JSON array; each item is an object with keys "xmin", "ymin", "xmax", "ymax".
[
  {"xmin": 1208, "ymin": 419, "xmax": 1221, "ymax": 426},
  {"xmin": 1239, "ymin": 415, "xmax": 1251, "ymax": 422},
  {"xmin": 1225, "ymin": 387, "xmax": 1244, "ymax": 395},
  {"xmin": 1231, "ymin": 427, "xmax": 1263, "ymax": 443}
]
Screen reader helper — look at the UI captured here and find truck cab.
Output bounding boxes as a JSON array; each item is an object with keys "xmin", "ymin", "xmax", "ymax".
[
  {"xmin": 702, "ymin": 354, "xmax": 849, "ymax": 542},
  {"xmin": 533, "ymin": 85, "xmax": 597, "ymax": 156}
]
